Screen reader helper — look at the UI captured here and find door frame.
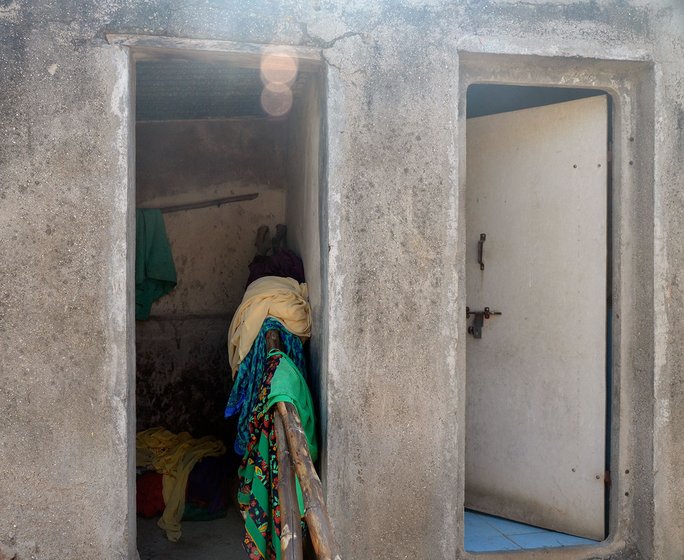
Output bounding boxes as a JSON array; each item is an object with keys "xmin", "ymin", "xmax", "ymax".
[
  {"xmin": 464, "ymin": 94, "xmax": 609, "ymax": 540},
  {"xmin": 456, "ymin": 52, "xmax": 655, "ymax": 559},
  {"xmin": 106, "ymin": 34, "xmax": 327, "ymax": 560}
]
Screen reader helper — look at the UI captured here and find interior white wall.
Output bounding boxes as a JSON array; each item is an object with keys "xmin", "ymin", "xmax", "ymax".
[
  {"xmin": 285, "ymin": 72, "xmax": 327, "ymax": 468},
  {"xmin": 134, "ymin": 117, "xmax": 288, "ymax": 436},
  {"xmin": 139, "ymin": 189, "xmax": 286, "ymax": 317},
  {"xmin": 136, "ymin": 118, "xmax": 288, "ymax": 318}
]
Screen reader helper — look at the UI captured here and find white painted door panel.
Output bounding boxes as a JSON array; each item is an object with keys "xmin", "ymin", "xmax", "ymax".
[{"xmin": 465, "ymin": 96, "xmax": 607, "ymax": 540}]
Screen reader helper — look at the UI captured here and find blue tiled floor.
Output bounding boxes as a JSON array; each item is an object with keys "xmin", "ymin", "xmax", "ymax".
[{"xmin": 464, "ymin": 510, "xmax": 599, "ymax": 552}]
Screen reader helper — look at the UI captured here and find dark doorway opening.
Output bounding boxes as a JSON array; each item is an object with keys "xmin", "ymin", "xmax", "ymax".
[{"xmin": 133, "ymin": 51, "xmax": 325, "ymax": 559}]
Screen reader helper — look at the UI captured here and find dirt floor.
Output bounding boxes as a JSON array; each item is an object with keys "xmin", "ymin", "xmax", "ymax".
[{"xmin": 137, "ymin": 513, "xmax": 245, "ymax": 560}]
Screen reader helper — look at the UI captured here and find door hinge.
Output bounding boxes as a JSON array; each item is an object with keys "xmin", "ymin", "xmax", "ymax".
[{"xmin": 604, "ymin": 469, "xmax": 612, "ymax": 488}]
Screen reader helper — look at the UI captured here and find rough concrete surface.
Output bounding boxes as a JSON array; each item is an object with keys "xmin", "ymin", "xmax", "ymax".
[
  {"xmin": 135, "ymin": 119, "xmax": 288, "ymax": 204},
  {"xmin": 135, "ymin": 317, "xmax": 232, "ymax": 438},
  {"xmin": 0, "ymin": 1, "xmax": 682, "ymax": 559}
]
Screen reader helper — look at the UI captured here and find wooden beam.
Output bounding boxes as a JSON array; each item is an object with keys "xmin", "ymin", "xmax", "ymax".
[
  {"xmin": 277, "ymin": 401, "xmax": 341, "ymax": 560},
  {"xmin": 158, "ymin": 193, "xmax": 258, "ymax": 214},
  {"xmin": 264, "ymin": 328, "xmax": 340, "ymax": 559},
  {"xmin": 275, "ymin": 412, "xmax": 304, "ymax": 560},
  {"xmin": 266, "ymin": 329, "xmax": 285, "ymax": 352}
]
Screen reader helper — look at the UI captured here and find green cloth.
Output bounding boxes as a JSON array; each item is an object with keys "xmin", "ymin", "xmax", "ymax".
[
  {"xmin": 238, "ymin": 350, "xmax": 318, "ymax": 559},
  {"xmin": 135, "ymin": 209, "xmax": 177, "ymax": 320},
  {"xmin": 266, "ymin": 352, "xmax": 318, "ymax": 464}
]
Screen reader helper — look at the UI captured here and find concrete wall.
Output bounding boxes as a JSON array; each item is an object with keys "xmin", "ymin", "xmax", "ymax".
[
  {"xmin": 0, "ymin": 2, "xmax": 682, "ymax": 560},
  {"xmin": 136, "ymin": 317, "xmax": 233, "ymax": 438},
  {"xmin": 136, "ymin": 118, "xmax": 288, "ymax": 206},
  {"xmin": 136, "ymin": 118, "xmax": 287, "ymax": 317},
  {"xmin": 651, "ymin": 6, "xmax": 684, "ymax": 558},
  {"xmin": 135, "ymin": 118, "xmax": 286, "ymax": 437}
]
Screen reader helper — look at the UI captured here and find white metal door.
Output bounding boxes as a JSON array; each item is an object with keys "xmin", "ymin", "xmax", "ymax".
[{"xmin": 465, "ymin": 96, "xmax": 607, "ymax": 540}]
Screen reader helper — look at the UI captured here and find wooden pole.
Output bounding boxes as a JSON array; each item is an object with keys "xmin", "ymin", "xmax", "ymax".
[
  {"xmin": 265, "ymin": 329, "xmax": 341, "ymax": 560},
  {"xmin": 277, "ymin": 401, "xmax": 341, "ymax": 560},
  {"xmin": 266, "ymin": 329, "xmax": 284, "ymax": 352},
  {"xmin": 275, "ymin": 412, "xmax": 304, "ymax": 560},
  {"xmin": 158, "ymin": 193, "xmax": 258, "ymax": 213}
]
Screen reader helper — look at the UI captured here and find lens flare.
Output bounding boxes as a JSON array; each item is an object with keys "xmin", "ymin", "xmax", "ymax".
[
  {"xmin": 260, "ymin": 49, "xmax": 299, "ymax": 86},
  {"xmin": 261, "ymin": 83, "xmax": 293, "ymax": 117}
]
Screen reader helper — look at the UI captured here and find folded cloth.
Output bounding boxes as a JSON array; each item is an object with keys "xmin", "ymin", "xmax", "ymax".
[
  {"xmin": 226, "ymin": 318, "xmax": 306, "ymax": 456},
  {"xmin": 228, "ymin": 276, "xmax": 311, "ymax": 376},
  {"xmin": 239, "ymin": 350, "xmax": 317, "ymax": 560},
  {"xmin": 135, "ymin": 209, "xmax": 177, "ymax": 320},
  {"xmin": 136, "ymin": 427, "xmax": 226, "ymax": 541}
]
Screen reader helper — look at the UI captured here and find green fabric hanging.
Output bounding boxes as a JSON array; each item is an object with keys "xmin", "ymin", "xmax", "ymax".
[
  {"xmin": 135, "ymin": 209, "xmax": 177, "ymax": 320},
  {"xmin": 265, "ymin": 352, "xmax": 318, "ymax": 464}
]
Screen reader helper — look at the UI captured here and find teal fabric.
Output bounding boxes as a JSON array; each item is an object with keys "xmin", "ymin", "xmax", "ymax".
[
  {"xmin": 225, "ymin": 318, "xmax": 306, "ymax": 456},
  {"xmin": 135, "ymin": 209, "xmax": 177, "ymax": 320}
]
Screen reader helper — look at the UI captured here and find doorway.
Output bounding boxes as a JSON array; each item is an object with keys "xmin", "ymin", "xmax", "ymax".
[
  {"xmin": 464, "ymin": 84, "xmax": 612, "ymax": 552},
  {"xmin": 132, "ymin": 49, "xmax": 325, "ymax": 559}
]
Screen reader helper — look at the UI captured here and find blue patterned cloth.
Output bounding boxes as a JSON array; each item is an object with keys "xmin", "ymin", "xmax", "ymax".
[{"xmin": 225, "ymin": 317, "xmax": 306, "ymax": 456}]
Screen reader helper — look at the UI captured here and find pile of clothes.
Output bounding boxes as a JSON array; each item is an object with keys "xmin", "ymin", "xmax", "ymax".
[
  {"xmin": 225, "ymin": 227, "xmax": 318, "ymax": 559},
  {"xmin": 134, "ymin": 210, "xmax": 232, "ymax": 542},
  {"xmin": 135, "ymin": 427, "xmax": 228, "ymax": 542}
]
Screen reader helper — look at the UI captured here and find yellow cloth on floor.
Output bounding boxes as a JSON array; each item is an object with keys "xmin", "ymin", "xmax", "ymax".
[
  {"xmin": 136, "ymin": 427, "xmax": 226, "ymax": 542},
  {"xmin": 228, "ymin": 275, "xmax": 311, "ymax": 377}
]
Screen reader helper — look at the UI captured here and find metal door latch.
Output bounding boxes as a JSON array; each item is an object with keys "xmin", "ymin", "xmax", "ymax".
[
  {"xmin": 478, "ymin": 233, "xmax": 486, "ymax": 270},
  {"xmin": 466, "ymin": 306, "xmax": 502, "ymax": 339}
]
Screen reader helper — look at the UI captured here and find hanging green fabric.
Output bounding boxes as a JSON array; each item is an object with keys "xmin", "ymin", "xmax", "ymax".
[
  {"xmin": 135, "ymin": 209, "xmax": 177, "ymax": 320},
  {"xmin": 238, "ymin": 350, "xmax": 318, "ymax": 560}
]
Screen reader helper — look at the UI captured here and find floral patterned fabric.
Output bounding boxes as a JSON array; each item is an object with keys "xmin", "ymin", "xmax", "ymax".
[
  {"xmin": 238, "ymin": 350, "xmax": 318, "ymax": 560},
  {"xmin": 239, "ymin": 353, "xmax": 281, "ymax": 559}
]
